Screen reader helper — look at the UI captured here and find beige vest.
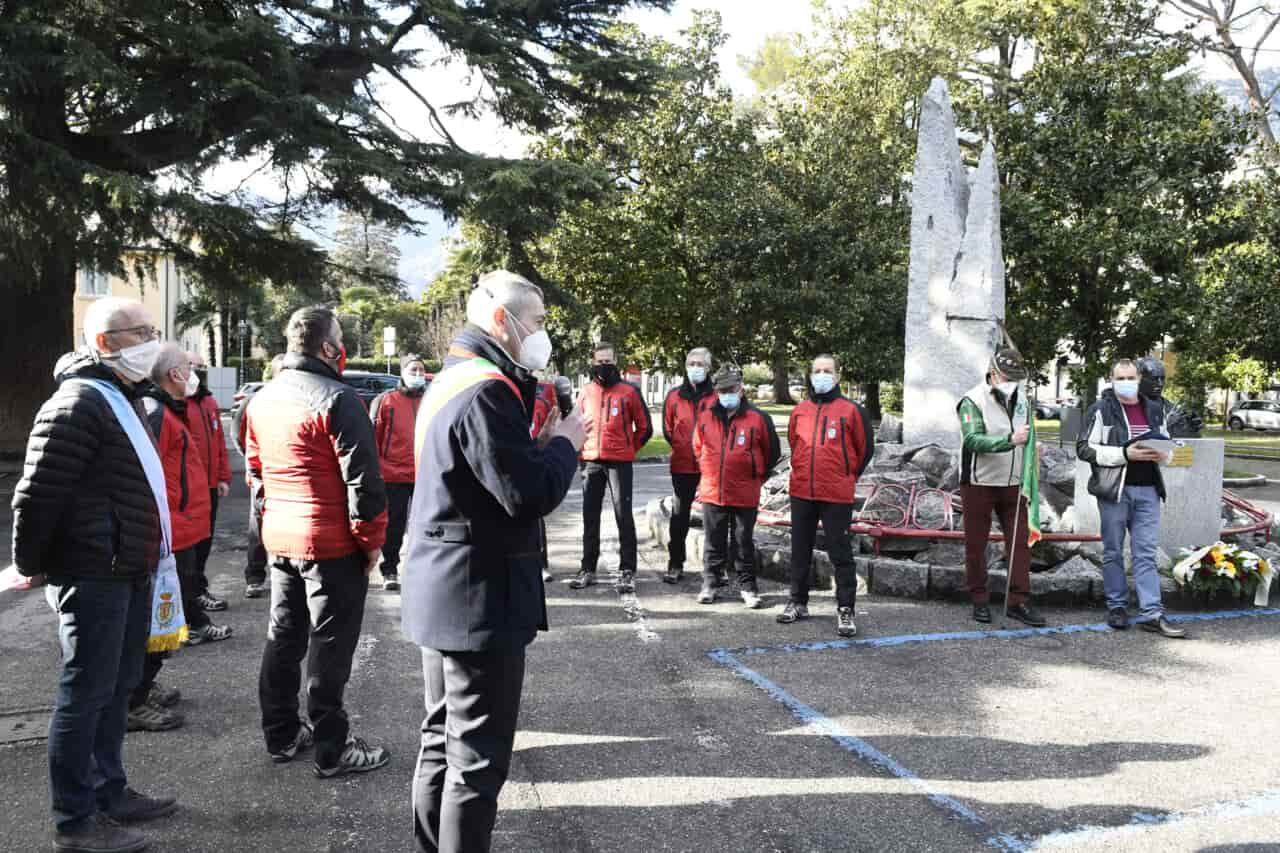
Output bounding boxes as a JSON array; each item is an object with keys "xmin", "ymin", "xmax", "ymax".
[{"xmin": 961, "ymin": 382, "xmax": 1026, "ymax": 488}]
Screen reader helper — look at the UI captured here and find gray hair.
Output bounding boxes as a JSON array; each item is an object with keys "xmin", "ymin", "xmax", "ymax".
[
  {"xmin": 150, "ymin": 342, "xmax": 185, "ymax": 385},
  {"xmin": 1112, "ymin": 358, "xmax": 1137, "ymax": 375},
  {"xmin": 686, "ymin": 347, "xmax": 713, "ymax": 365},
  {"xmin": 83, "ymin": 296, "xmax": 141, "ymax": 351},
  {"xmin": 466, "ymin": 270, "xmax": 543, "ymax": 329}
]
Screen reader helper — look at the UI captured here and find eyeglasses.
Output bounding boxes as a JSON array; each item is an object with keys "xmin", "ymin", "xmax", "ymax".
[{"xmin": 105, "ymin": 325, "xmax": 159, "ymax": 341}]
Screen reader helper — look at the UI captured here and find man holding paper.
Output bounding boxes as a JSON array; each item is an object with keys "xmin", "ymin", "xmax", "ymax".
[{"xmin": 1077, "ymin": 358, "xmax": 1187, "ymax": 638}]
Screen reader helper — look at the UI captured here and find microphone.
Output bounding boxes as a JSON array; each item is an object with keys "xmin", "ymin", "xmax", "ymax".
[{"xmin": 553, "ymin": 376, "xmax": 574, "ymax": 416}]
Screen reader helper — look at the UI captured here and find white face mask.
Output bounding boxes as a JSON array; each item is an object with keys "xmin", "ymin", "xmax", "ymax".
[
  {"xmin": 997, "ymin": 381, "xmax": 1018, "ymax": 397},
  {"xmin": 184, "ymin": 370, "xmax": 200, "ymax": 397},
  {"xmin": 811, "ymin": 373, "xmax": 836, "ymax": 395},
  {"xmin": 102, "ymin": 339, "xmax": 161, "ymax": 383},
  {"xmin": 404, "ymin": 374, "xmax": 427, "ymax": 390},
  {"xmin": 507, "ymin": 311, "xmax": 552, "ymax": 372},
  {"xmin": 1113, "ymin": 379, "xmax": 1139, "ymax": 399},
  {"xmin": 687, "ymin": 366, "xmax": 707, "ymax": 384}
]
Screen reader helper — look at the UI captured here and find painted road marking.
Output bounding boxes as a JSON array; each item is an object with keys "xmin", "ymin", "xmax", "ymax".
[{"xmin": 708, "ymin": 607, "xmax": 1280, "ymax": 851}]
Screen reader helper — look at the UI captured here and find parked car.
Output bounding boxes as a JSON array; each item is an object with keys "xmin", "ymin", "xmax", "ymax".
[
  {"xmin": 232, "ymin": 381, "xmax": 263, "ymax": 407},
  {"xmin": 341, "ymin": 371, "xmax": 403, "ymax": 408},
  {"xmin": 1034, "ymin": 401, "xmax": 1060, "ymax": 420},
  {"xmin": 1228, "ymin": 400, "xmax": 1280, "ymax": 431}
]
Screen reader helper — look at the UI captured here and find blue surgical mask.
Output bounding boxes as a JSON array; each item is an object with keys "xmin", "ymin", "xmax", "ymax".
[
  {"xmin": 718, "ymin": 392, "xmax": 740, "ymax": 410},
  {"xmin": 1113, "ymin": 379, "xmax": 1139, "ymax": 399},
  {"xmin": 811, "ymin": 374, "xmax": 835, "ymax": 395},
  {"xmin": 405, "ymin": 375, "xmax": 427, "ymax": 390},
  {"xmin": 687, "ymin": 366, "xmax": 707, "ymax": 384}
]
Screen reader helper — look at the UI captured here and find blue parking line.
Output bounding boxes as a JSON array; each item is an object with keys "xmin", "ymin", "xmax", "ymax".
[
  {"xmin": 708, "ymin": 649, "xmax": 1029, "ymax": 852},
  {"xmin": 713, "ymin": 607, "xmax": 1280, "ymax": 658}
]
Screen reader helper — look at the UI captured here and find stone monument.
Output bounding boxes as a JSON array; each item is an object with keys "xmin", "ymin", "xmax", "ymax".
[{"xmin": 902, "ymin": 79, "xmax": 1006, "ymax": 449}]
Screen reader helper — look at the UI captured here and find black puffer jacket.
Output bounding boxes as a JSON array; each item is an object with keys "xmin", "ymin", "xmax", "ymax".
[{"xmin": 11, "ymin": 350, "xmax": 163, "ymax": 581}]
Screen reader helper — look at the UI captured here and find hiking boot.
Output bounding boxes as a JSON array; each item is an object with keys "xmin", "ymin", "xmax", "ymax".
[
  {"xmin": 244, "ymin": 582, "xmax": 265, "ymax": 599},
  {"xmin": 104, "ymin": 788, "xmax": 177, "ymax": 823},
  {"xmin": 714, "ymin": 570, "xmax": 730, "ymax": 588},
  {"xmin": 696, "ymin": 584, "xmax": 716, "ymax": 604},
  {"xmin": 662, "ymin": 566, "xmax": 683, "ymax": 585},
  {"xmin": 777, "ymin": 602, "xmax": 808, "ymax": 624},
  {"xmin": 146, "ymin": 682, "xmax": 180, "ymax": 708},
  {"xmin": 1007, "ymin": 603, "xmax": 1047, "ymax": 628},
  {"xmin": 973, "ymin": 603, "xmax": 992, "ymax": 624},
  {"xmin": 126, "ymin": 700, "xmax": 182, "ymax": 733},
  {"xmin": 270, "ymin": 721, "xmax": 315, "ymax": 764},
  {"xmin": 53, "ymin": 813, "xmax": 147, "ymax": 853},
  {"xmin": 185, "ymin": 623, "xmax": 232, "ymax": 645},
  {"xmin": 314, "ymin": 735, "xmax": 390, "ymax": 778},
  {"xmin": 740, "ymin": 588, "xmax": 763, "ymax": 609},
  {"xmin": 382, "ymin": 575, "xmax": 400, "ymax": 592},
  {"xmin": 568, "ymin": 571, "xmax": 596, "ymax": 590},
  {"xmin": 837, "ymin": 607, "xmax": 857, "ymax": 638},
  {"xmin": 1138, "ymin": 616, "xmax": 1187, "ymax": 639},
  {"xmin": 616, "ymin": 571, "xmax": 635, "ymax": 593},
  {"xmin": 195, "ymin": 592, "xmax": 227, "ymax": 612},
  {"xmin": 1107, "ymin": 607, "xmax": 1129, "ymax": 630}
]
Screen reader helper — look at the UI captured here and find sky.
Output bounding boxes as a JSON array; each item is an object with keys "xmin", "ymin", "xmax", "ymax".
[{"xmin": 204, "ymin": 1, "xmax": 1276, "ymax": 299}]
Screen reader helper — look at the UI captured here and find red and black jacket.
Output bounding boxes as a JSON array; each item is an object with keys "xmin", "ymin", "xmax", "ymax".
[
  {"xmin": 693, "ymin": 401, "xmax": 781, "ymax": 508},
  {"xmin": 245, "ymin": 354, "xmax": 388, "ymax": 560},
  {"xmin": 142, "ymin": 386, "xmax": 212, "ymax": 552},
  {"xmin": 188, "ymin": 387, "xmax": 232, "ymax": 487},
  {"xmin": 788, "ymin": 389, "xmax": 874, "ymax": 504},
  {"xmin": 580, "ymin": 377, "xmax": 652, "ymax": 462},
  {"xmin": 531, "ymin": 381, "xmax": 557, "ymax": 436},
  {"xmin": 662, "ymin": 379, "xmax": 715, "ymax": 474},
  {"xmin": 371, "ymin": 383, "xmax": 426, "ymax": 484}
]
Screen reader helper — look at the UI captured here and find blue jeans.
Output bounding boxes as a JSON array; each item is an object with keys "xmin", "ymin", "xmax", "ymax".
[
  {"xmin": 1099, "ymin": 485, "xmax": 1164, "ymax": 620},
  {"xmin": 45, "ymin": 577, "xmax": 151, "ymax": 830}
]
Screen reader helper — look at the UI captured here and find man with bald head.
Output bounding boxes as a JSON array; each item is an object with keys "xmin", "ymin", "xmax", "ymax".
[
  {"xmin": 129, "ymin": 345, "xmax": 232, "ymax": 731},
  {"xmin": 13, "ymin": 296, "xmax": 178, "ymax": 852}
]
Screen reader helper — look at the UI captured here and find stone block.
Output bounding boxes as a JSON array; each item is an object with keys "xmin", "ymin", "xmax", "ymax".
[
  {"xmin": 928, "ymin": 565, "xmax": 970, "ymax": 600},
  {"xmin": 1030, "ymin": 555, "xmax": 1100, "ymax": 605},
  {"xmin": 907, "ymin": 445, "xmax": 954, "ymax": 486},
  {"xmin": 869, "ymin": 557, "xmax": 928, "ymax": 599}
]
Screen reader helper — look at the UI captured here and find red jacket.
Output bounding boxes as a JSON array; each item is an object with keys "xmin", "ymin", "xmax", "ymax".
[
  {"xmin": 246, "ymin": 354, "xmax": 388, "ymax": 560},
  {"xmin": 580, "ymin": 379, "xmax": 652, "ymax": 462},
  {"xmin": 531, "ymin": 382, "xmax": 556, "ymax": 436},
  {"xmin": 693, "ymin": 402, "xmax": 781, "ymax": 508},
  {"xmin": 371, "ymin": 384, "xmax": 425, "ymax": 484},
  {"xmin": 662, "ymin": 380, "xmax": 715, "ymax": 474},
  {"xmin": 187, "ymin": 389, "xmax": 232, "ymax": 487},
  {"xmin": 142, "ymin": 388, "xmax": 211, "ymax": 552},
  {"xmin": 788, "ymin": 391, "xmax": 874, "ymax": 504}
]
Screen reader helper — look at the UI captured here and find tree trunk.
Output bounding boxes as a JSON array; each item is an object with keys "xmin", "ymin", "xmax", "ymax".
[
  {"xmin": 860, "ymin": 382, "xmax": 882, "ymax": 422},
  {"xmin": 214, "ymin": 306, "xmax": 228, "ymax": 367},
  {"xmin": 0, "ymin": 247, "xmax": 77, "ymax": 457},
  {"xmin": 771, "ymin": 346, "xmax": 794, "ymax": 406}
]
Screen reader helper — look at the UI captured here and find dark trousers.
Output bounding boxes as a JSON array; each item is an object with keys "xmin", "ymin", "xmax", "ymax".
[
  {"xmin": 668, "ymin": 472, "xmax": 700, "ymax": 569},
  {"xmin": 703, "ymin": 504, "xmax": 758, "ymax": 590},
  {"xmin": 44, "ymin": 576, "xmax": 150, "ymax": 831},
  {"xmin": 960, "ymin": 484, "xmax": 1031, "ymax": 606},
  {"xmin": 192, "ymin": 488, "xmax": 219, "ymax": 595},
  {"xmin": 382, "ymin": 482, "xmax": 414, "ymax": 578},
  {"xmin": 259, "ymin": 552, "xmax": 369, "ymax": 767},
  {"xmin": 581, "ymin": 461, "xmax": 637, "ymax": 575},
  {"xmin": 245, "ymin": 480, "xmax": 267, "ymax": 586},
  {"xmin": 128, "ymin": 652, "xmax": 166, "ymax": 710},
  {"xmin": 413, "ymin": 646, "xmax": 526, "ymax": 853},
  {"xmin": 790, "ymin": 497, "xmax": 857, "ymax": 609}
]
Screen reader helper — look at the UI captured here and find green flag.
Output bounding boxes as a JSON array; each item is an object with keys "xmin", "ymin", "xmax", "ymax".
[{"xmin": 1014, "ymin": 389, "xmax": 1042, "ymax": 546}]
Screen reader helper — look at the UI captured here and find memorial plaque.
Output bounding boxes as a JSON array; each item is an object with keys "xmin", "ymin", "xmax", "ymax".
[{"xmin": 1169, "ymin": 445, "xmax": 1194, "ymax": 468}]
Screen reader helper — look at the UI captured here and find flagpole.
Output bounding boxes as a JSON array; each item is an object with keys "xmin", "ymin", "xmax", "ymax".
[{"xmin": 1002, "ymin": 382, "xmax": 1031, "ymax": 630}]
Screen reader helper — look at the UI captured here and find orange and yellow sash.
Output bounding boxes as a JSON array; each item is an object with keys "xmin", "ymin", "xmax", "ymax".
[{"xmin": 414, "ymin": 356, "xmax": 521, "ymax": 474}]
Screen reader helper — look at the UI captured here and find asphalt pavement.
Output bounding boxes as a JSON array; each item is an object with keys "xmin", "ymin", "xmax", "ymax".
[{"xmin": 2, "ymin": 459, "xmax": 1279, "ymax": 853}]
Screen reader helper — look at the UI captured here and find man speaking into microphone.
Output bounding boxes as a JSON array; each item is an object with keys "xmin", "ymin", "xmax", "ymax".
[{"xmin": 401, "ymin": 270, "xmax": 592, "ymax": 853}]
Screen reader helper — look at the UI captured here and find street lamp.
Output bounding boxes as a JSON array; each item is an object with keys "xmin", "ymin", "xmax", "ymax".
[{"xmin": 238, "ymin": 316, "xmax": 249, "ymax": 384}]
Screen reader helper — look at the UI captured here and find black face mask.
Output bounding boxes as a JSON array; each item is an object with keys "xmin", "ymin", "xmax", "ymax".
[{"xmin": 591, "ymin": 363, "xmax": 620, "ymax": 386}]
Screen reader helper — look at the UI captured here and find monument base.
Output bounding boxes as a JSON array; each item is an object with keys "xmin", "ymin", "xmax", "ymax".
[{"xmin": 1072, "ymin": 438, "xmax": 1226, "ymax": 556}]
